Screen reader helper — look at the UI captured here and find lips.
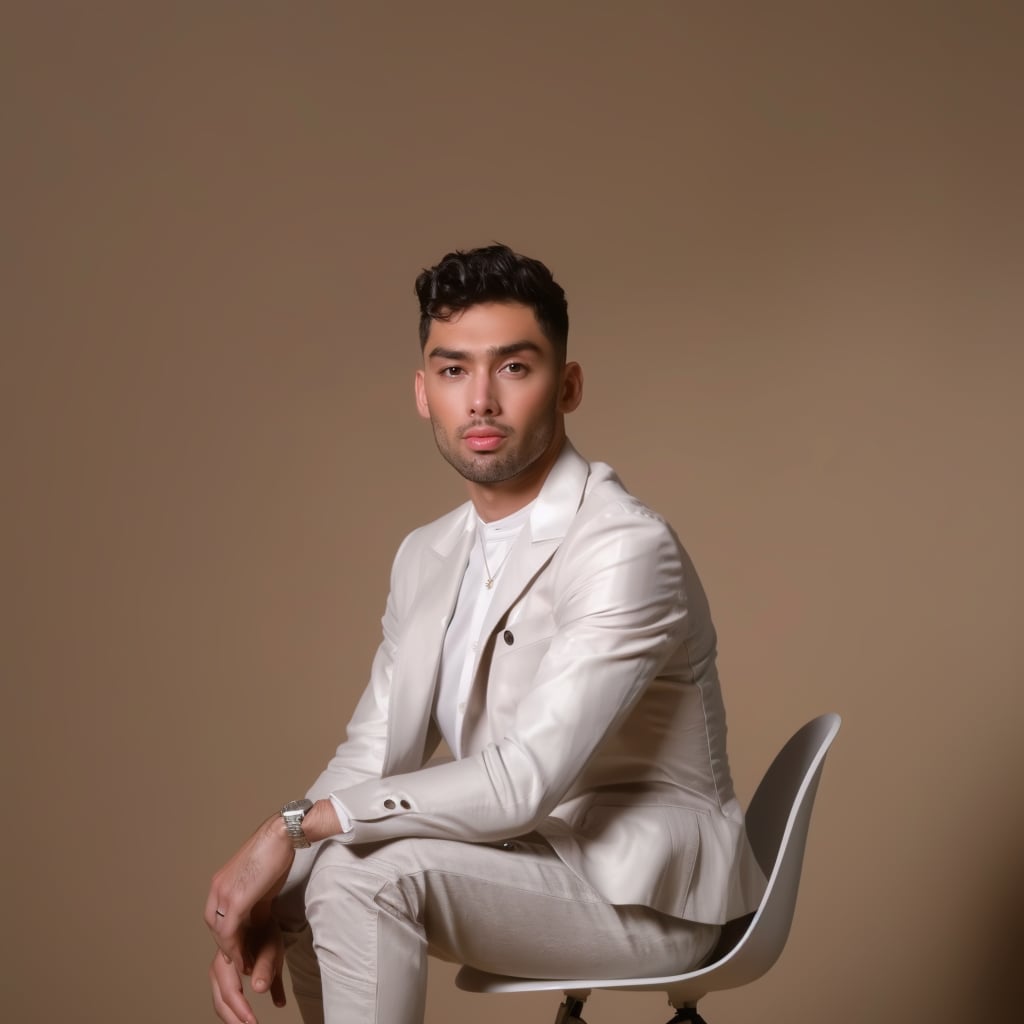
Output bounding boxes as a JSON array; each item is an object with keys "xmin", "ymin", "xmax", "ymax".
[
  {"xmin": 462, "ymin": 426, "xmax": 508, "ymax": 452},
  {"xmin": 465, "ymin": 433, "xmax": 505, "ymax": 452}
]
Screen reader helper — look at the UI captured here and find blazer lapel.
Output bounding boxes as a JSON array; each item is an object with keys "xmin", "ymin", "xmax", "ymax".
[
  {"xmin": 384, "ymin": 507, "xmax": 474, "ymax": 774},
  {"xmin": 468, "ymin": 442, "xmax": 592, "ymax": 688}
]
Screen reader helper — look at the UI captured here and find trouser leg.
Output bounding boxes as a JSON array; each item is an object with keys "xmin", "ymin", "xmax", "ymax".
[
  {"xmin": 277, "ymin": 882, "xmax": 327, "ymax": 1024},
  {"xmin": 301, "ymin": 833, "xmax": 719, "ymax": 1024},
  {"xmin": 280, "ymin": 924, "xmax": 326, "ymax": 1024}
]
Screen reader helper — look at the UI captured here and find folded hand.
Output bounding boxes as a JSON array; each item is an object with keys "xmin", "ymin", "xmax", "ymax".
[
  {"xmin": 205, "ymin": 815, "xmax": 295, "ymax": 974},
  {"xmin": 208, "ymin": 901, "xmax": 285, "ymax": 1024}
]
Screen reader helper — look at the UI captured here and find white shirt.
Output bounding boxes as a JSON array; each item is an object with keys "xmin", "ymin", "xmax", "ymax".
[{"xmin": 434, "ymin": 501, "xmax": 532, "ymax": 757}]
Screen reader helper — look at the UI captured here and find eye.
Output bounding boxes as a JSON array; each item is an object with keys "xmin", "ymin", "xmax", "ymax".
[
  {"xmin": 502, "ymin": 361, "xmax": 528, "ymax": 375},
  {"xmin": 440, "ymin": 366, "xmax": 465, "ymax": 378}
]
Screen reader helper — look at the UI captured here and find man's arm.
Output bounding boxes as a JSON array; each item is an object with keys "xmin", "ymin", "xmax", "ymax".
[
  {"xmin": 204, "ymin": 531, "xmax": 416, "ymax": 1021},
  {"xmin": 322, "ymin": 502, "xmax": 688, "ymax": 846},
  {"xmin": 273, "ymin": 528, "xmax": 419, "ymax": 898}
]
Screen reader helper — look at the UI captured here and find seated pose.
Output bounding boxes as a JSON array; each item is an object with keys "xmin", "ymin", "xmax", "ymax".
[{"xmin": 205, "ymin": 244, "xmax": 765, "ymax": 1024}]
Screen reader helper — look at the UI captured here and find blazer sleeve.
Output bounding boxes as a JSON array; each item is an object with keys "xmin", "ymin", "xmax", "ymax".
[
  {"xmin": 278, "ymin": 532, "xmax": 413, "ymax": 896},
  {"xmin": 331, "ymin": 499, "xmax": 689, "ymax": 845},
  {"xmin": 303, "ymin": 530, "xmax": 416, "ymax": 800}
]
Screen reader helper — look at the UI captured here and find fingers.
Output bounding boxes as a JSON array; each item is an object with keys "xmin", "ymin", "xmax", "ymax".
[
  {"xmin": 211, "ymin": 920, "xmax": 247, "ymax": 975},
  {"xmin": 209, "ymin": 952, "xmax": 257, "ymax": 1024},
  {"xmin": 249, "ymin": 925, "xmax": 286, "ymax": 1009},
  {"xmin": 270, "ymin": 971, "xmax": 287, "ymax": 1009},
  {"xmin": 205, "ymin": 879, "xmax": 248, "ymax": 973}
]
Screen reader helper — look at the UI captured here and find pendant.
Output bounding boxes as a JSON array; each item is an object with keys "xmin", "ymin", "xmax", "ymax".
[{"xmin": 485, "ymin": 578, "xmax": 494, "ymax": 589}]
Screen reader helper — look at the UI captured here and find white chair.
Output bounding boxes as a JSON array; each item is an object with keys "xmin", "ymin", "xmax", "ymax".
[{"xmin": 455, "ymin": 713, "xmax": 842, "ymax": 1024}]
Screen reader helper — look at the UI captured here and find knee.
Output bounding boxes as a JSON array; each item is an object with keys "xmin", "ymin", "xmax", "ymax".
[
  {"xmin": 305, "ymin": 838, "xmax": 425, "ymax": 926},
  {"xmin": 305, "ymin": 839, "xmax": 374, "ymax": 910}
]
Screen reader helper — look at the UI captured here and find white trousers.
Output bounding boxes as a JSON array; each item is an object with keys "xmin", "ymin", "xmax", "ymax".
[{"xmin": 279, "ymin": 833, "xmax": 719, "ymax": 1024}]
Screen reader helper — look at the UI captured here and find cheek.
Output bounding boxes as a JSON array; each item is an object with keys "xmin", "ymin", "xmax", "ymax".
[
  {"xmin": 423, "ymin": 390, "xmax": 462, "ymax": 431},
  {"xmin": 518, "ymin": 388, "xmax": 559, "ymax": 428}
]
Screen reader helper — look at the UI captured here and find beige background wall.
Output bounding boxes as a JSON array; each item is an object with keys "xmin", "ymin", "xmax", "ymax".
[{"xmin": 4, "ymin": 2, "xmax": 1021, "ymax": 1021}]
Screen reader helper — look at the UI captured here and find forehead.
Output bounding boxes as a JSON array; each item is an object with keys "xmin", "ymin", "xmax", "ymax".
[{"xmin": 425, "ymin": 302, "xmax": 554, "ymax": 357}]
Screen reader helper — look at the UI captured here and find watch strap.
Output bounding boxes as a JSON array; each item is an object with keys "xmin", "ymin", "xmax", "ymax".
[{"xmin": 280, "ymin": 798, "xmax": 314, "ymax": 849}]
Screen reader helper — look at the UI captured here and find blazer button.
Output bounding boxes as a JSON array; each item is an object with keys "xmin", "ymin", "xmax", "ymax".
[
  {"xmin": 384, "ymin": 798, "xmax": 396, "ymax": 810},
  {"xmin": 503, "ymin": 630, "xmax": 514, "ymax": 645}
]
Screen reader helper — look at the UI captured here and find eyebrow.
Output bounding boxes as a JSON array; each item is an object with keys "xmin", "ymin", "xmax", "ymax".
[{"xmin": 426, "ymin": 341, "xmax": 545, "ymax": 361}]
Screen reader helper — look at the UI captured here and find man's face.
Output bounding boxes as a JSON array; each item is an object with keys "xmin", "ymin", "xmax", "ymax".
[{"xmin": 415, "ymin": 302, "xmax": 581, "ymax": 490}]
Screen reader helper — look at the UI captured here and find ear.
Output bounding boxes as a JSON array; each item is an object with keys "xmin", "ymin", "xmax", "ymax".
[
  {"xmin": 557, "ymin": 361, "xmax": 584, "ymax": 414},
  {"xmin": 414, "ymin": 369, "xmax": 431, "ymax": 420}
]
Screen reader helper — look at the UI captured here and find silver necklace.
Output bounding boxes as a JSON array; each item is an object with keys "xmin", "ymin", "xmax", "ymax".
[{"xmin": 479, "ymin": 531, "xmax": 512, "ymax": 589}]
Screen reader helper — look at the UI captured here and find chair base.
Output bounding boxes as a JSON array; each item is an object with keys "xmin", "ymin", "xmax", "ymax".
[
  {"xmin": 553, "ymin": 995, "xmax": 588, "ymax": 1023},
  {"xmin": 547, "ymin": 994, "xmax": 708, "ymax": 1024},
  {"xmin": 665, "ymin": 1009, "xmax": 708, "ymax": 1024}
]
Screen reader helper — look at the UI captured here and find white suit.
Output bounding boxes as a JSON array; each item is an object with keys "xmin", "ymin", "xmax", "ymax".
[{"xmin": 279, "ymin": 442, "xmax": 764, "ymax": 1022}]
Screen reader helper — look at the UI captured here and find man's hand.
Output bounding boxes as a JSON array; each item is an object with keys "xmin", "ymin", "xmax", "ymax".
[
  {"xmin": 208, "ymin": 902, "xmax": 286, "ymax": 1024},
  {"xmin": 205, "ymin": 800, "xmax": 341, "ymax": 1018},
  {"xmin": 205, "ymin": 814, "xmax": 295, "ymax": 973}
]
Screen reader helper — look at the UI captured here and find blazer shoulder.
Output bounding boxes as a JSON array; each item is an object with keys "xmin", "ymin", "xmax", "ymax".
[
  {"xmin": 577, "ymin": 462, "xmax": 675, "ymax": 535},
  {"xmin": 392, "ymin": 501, "xmax": 472, "ymax": 569},
  {"xmin": 550, "ymin": 466, "xmax": 683, "ymax": 581}
]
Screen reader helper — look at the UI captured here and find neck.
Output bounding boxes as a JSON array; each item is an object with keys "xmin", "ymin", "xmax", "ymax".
[{"xmin": 468, "ymin": 434, "xmax": 566, "ymax": 523}]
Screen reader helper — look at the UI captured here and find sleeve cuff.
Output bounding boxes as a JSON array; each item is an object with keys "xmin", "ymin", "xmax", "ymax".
[{"xmin": 328, "ymin": 793, "xmax": 354, "ymax": 833}]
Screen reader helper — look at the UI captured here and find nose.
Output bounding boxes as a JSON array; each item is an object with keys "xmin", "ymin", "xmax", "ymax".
[{"xmin": 470, "ymin": 377, "xmax": 499, "ymax": 418}]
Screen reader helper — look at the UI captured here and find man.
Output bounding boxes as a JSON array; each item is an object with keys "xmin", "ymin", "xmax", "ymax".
[{"xmin": 205, "ymin": 244, "xmax": 765, "ymax": 1024}]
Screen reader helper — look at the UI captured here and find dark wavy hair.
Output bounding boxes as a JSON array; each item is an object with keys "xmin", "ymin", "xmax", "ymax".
[{"xmin": 415, "ymin": 243, "xmax": 569, "ymax": 361}]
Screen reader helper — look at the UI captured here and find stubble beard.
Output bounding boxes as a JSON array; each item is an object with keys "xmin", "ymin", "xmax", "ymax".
[{"xmin": 431, "ymin": 417, "xmax": 557, "ymax": 485}]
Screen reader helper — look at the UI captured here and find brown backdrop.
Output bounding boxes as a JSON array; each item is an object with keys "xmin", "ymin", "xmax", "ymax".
[{"xmin": 4, "ymin": 2, "xmax": 1022, "ymax": 1021}]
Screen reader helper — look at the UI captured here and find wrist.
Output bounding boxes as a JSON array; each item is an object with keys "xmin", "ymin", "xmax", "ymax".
[
  {"xmin": 261, "ymin": 812, "xmax": 292, "ymax": 845},
  {"xmin": 299, "ymin": 799, "xmax": 342, "ymax": 843}
]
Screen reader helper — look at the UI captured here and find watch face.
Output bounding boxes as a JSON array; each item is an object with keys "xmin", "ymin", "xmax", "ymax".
[{"xmin": 283, "ymin": 798, "xmax": 312, "ymax": 816}]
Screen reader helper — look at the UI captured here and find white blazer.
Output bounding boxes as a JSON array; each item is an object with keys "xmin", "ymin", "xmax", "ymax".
[{"xmin": 292, "ymin": 443, "xmax": 765, "ymax": 925}]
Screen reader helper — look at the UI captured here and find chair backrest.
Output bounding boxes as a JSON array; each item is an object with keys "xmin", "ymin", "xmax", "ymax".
[{"xmin": 673, "ymin": 713, "xmax": 841, "ymax": 999}]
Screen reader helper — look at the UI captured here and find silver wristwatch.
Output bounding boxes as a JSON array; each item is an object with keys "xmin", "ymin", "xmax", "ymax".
[{"xmin": 280, "ymin": 798, "xmax": 314, "ymax": 849}]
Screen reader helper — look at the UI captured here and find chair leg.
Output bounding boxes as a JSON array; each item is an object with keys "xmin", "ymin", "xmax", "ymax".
[
  {"xmin": 665, "ymin": 1008, "xmax": 708, "ymax": 1024},
  {"xmin": 553, "ymin": 995, "xmax": 588, "ymax": 1023}
]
